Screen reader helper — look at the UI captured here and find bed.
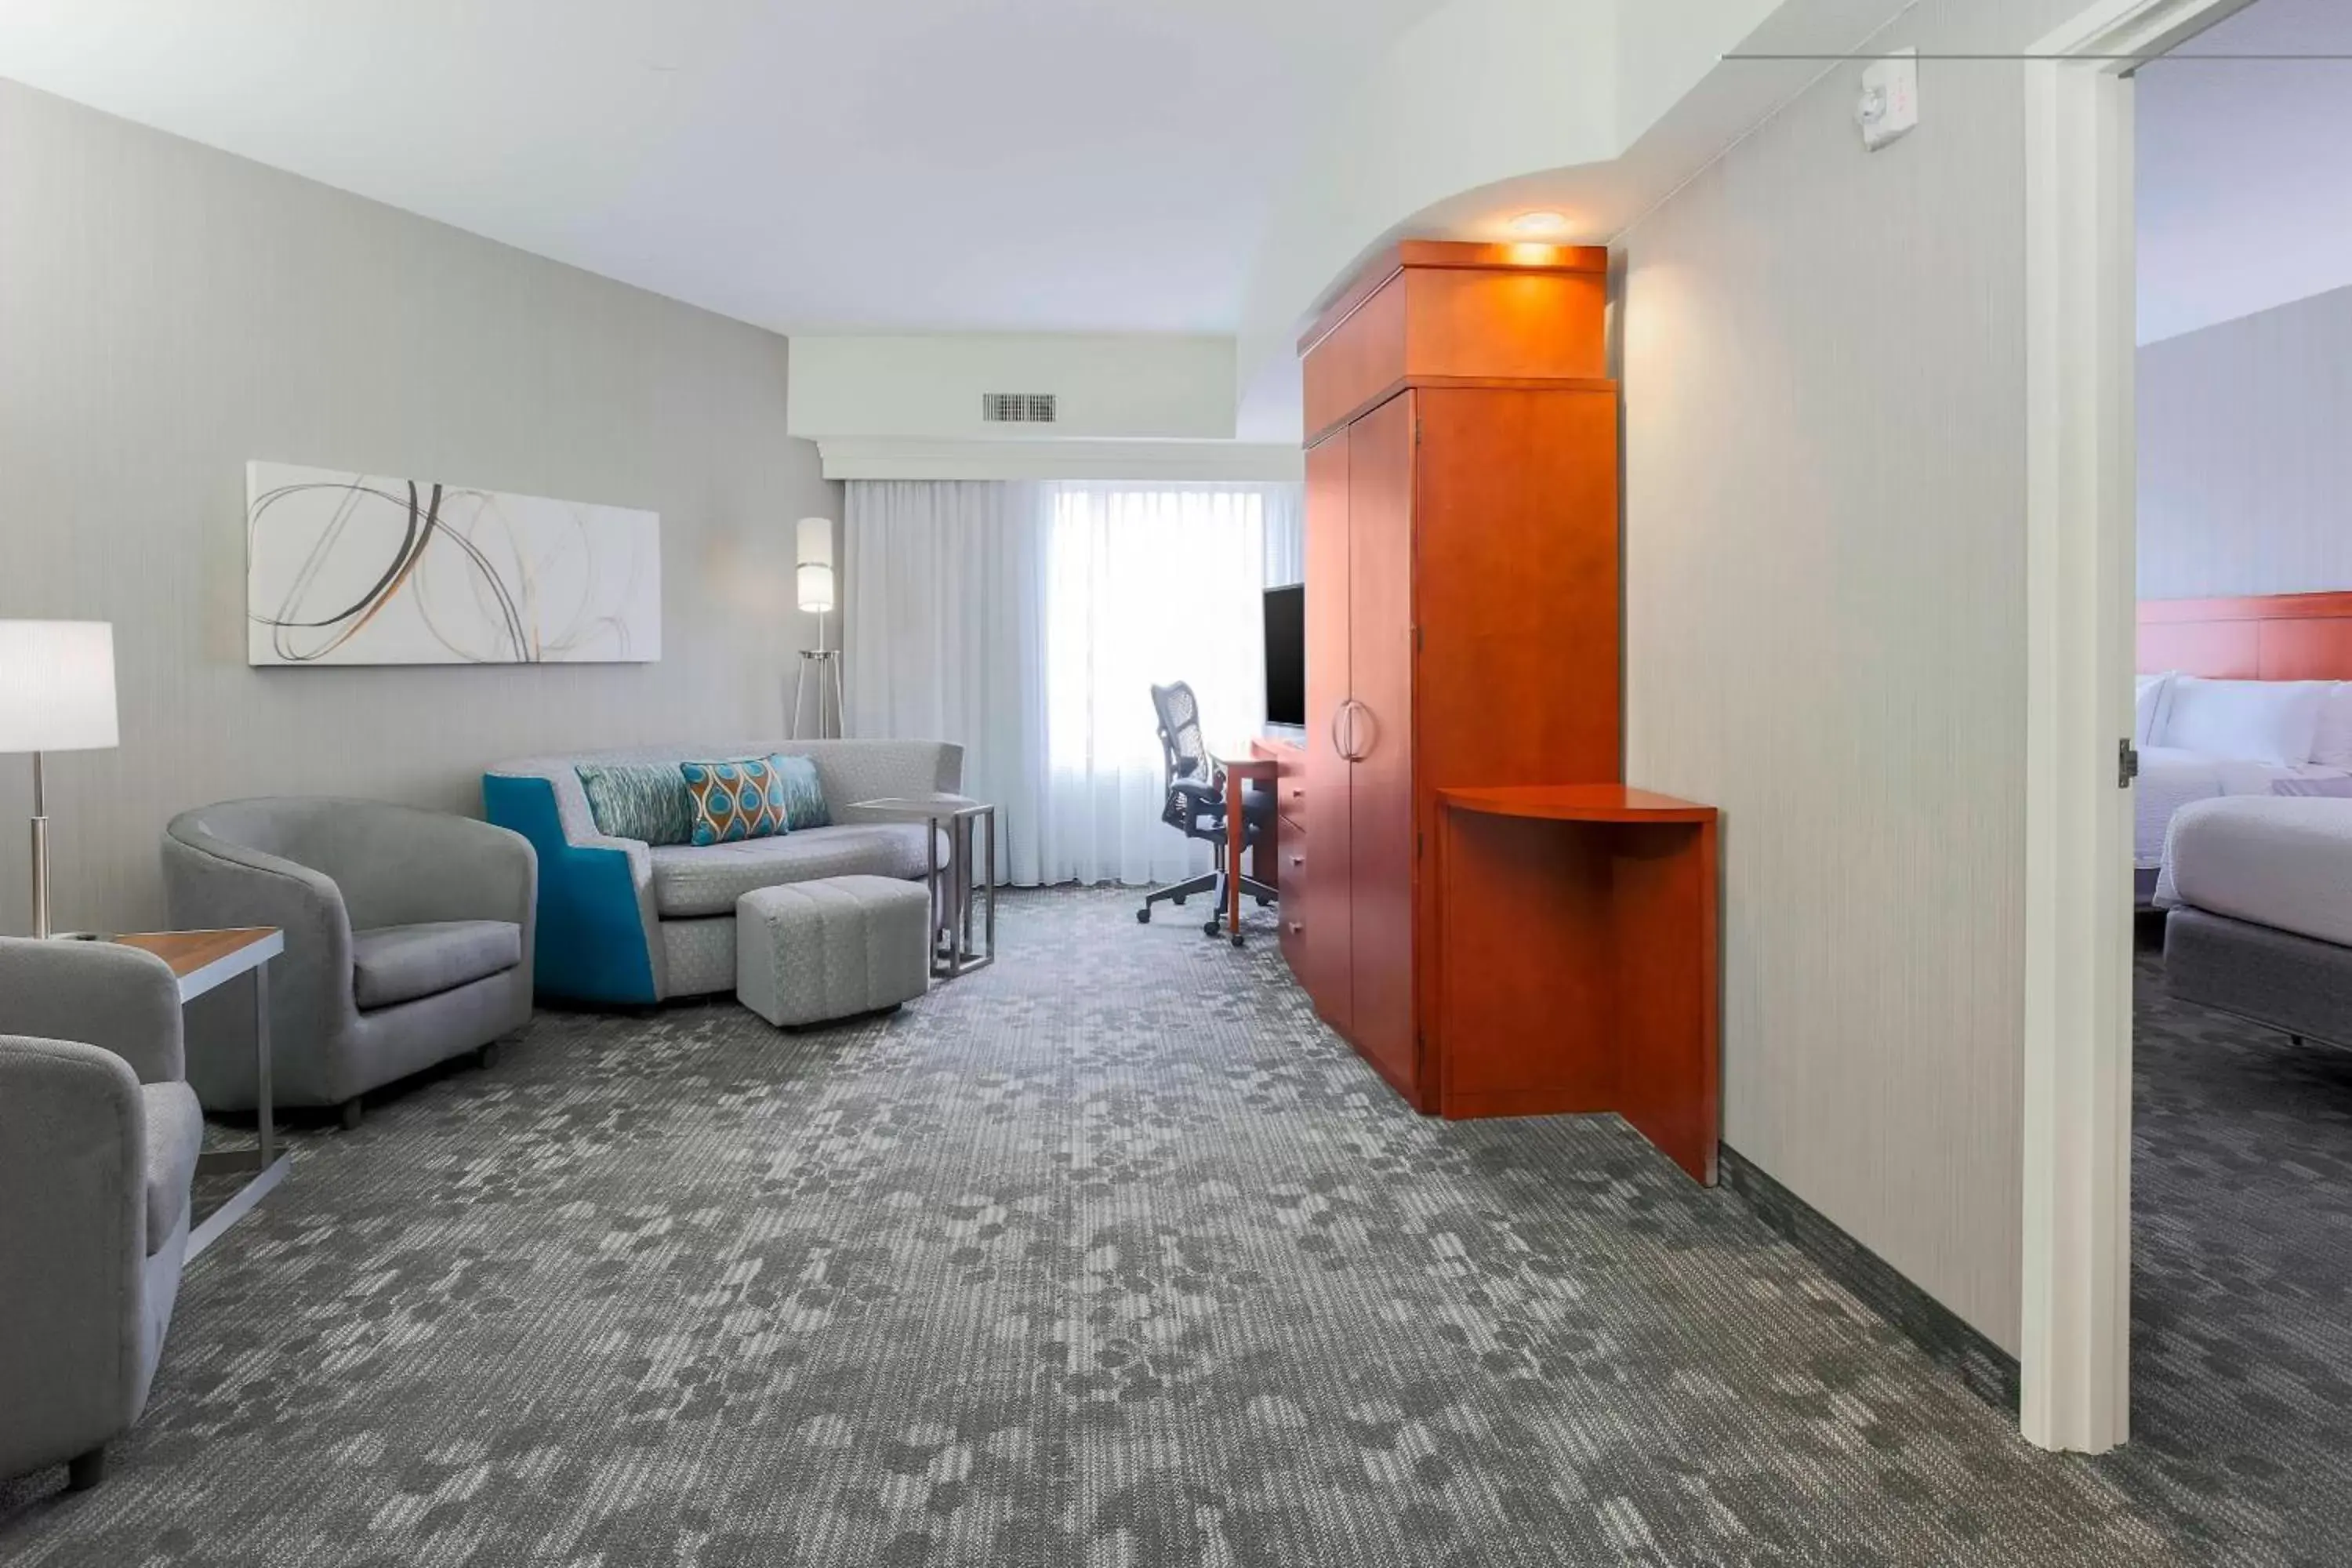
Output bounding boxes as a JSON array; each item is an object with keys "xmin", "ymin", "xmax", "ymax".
[
  {"xmin": 2134, "ymin": 746, "xmax": 2352, "ymax": 901},
  {"xmin": 2158, "ymin": 796, "xmax": 2352, "ymax": 1048},
  {"xmin": 2134, "ymin": 593, "xmax": 2352, "ymax": 906}
]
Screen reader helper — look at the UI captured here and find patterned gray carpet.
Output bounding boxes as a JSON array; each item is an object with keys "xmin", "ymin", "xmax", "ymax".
[
  {"xmin": 0, "ymin": 890, "xmax": 2299, "ymax": 1566},
  {"xmin": 2096, "ymin": 951, "xmax": 2352, "ymax": 1567}
]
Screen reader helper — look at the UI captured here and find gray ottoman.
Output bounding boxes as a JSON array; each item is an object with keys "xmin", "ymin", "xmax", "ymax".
[{"xmin": 735, "ymin": 876, "xmax": 931, "ymax": 1027}]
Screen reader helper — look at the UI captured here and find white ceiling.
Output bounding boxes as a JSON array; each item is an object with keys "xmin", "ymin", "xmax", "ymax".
[
  {"xmin": 0, "ymin": 0, "xmax": 1452, "ymax": 336},
  {"xmin": 2139, "ymin": 0, "xmax": 2352, "ymax": 343}
]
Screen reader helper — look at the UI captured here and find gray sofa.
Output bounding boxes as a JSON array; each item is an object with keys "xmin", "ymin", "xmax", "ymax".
[
  {"xmin": 163, "ymin": 798, "xmax": 538, "ymax": 1126},
  {"xmin": 483, "ymin": 740, "xmax": 962, "ymax": 1004},
  {"xmin": 0, "ymin": 938, "xmax": 201, "ymax": 1491}
]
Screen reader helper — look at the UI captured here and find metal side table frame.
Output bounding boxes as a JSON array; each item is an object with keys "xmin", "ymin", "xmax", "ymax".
[
  {"xmin": 111, "ymin": 927, "xmax": 288, "ymax": 1261},
  {"xmin": 851, "ymin": 796, "xmax": 997, "ymax": 978}
]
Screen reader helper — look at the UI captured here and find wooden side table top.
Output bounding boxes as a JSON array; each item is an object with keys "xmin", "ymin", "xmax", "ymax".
[
  {"xmin": 111, "ymin": 927, "xmax": 285, "ymax": 1002},
  {"xmin": 1438, "ymin": 784, "xmax": 1717, "ymax": 824}
]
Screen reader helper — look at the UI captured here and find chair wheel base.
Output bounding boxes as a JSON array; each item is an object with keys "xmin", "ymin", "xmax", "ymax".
[
  {"xmin": 338, "ymin": 1098, "xmax": 364, "ymax": 1131},
  {"xmin": 66, "ymin": 1446, "xmax": 105, "ymax": 1493},
  {"xmin": 1231, "ymin": 932, "xmax": 1246, "ymax": 949},
  {"xmin": 1171, "ymin": 895, "xmax": 1187, "ymax": 906},
  {"xmin": 1136, "ymin": 908, "xmax": 1151, "ymax": 924},
  {"xmin": 1203, "ymin": 919, "xmax": 1222, "ymax": 938}
]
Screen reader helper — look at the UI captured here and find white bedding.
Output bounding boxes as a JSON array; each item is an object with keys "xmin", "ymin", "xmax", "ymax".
[
  {"xmin": 2158, "ymin": 796, "xmax": 2352, "ymax": 948},
  {"xmin": 2135, "ymin": 747, "xmax": 2352, "ymax": 869}
]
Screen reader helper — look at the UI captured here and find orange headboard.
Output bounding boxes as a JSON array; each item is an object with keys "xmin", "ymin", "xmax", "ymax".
[{"xmin": 2140, "ymin": 593, "xmax": 2352, "ymax": 680}]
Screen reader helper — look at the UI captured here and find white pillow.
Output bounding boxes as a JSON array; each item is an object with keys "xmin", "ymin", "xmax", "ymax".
[
  {"xmin": 2160, "ymin": 677, "xmax": 2332, "ymax": 766},
  {"xmin": 2134, "ymin": 672, "xmax": 2174, "ymax": 750},
  {"xmin": 2312, "ymin": 684, "xmax": 2352, "ymax": 768}
]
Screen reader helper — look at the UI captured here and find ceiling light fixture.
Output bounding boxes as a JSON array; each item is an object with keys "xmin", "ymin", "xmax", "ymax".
[{"xmin": 1508, "ymin": 210, "xmax": 1570, "ymax": 237}]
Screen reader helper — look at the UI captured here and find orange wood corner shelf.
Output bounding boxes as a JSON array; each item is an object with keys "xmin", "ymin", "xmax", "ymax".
[{"xmin": 1434, "ymin": 786, "xmax": 1721, "ymax": 1185}]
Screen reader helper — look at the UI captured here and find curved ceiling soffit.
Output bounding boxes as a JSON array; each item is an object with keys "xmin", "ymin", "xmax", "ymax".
[{"xmin": 1233, "ymin": 0, "xmax": 1907, "ymax": 438}]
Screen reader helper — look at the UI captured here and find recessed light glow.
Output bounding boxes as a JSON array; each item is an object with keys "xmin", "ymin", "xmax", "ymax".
[{"xmin": 1509, "ymin": 210, "xmax": 1570, "ymax": 237}]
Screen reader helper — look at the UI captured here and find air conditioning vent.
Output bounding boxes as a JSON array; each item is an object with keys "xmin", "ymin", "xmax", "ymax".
[{"xmin": 981, "ymin": 392, "xmax": 1058, "ymax": 424}]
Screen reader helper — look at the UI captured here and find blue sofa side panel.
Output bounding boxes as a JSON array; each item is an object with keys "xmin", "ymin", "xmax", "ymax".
[{"xmin": 482, "ymin": 774, "xmax": 657, "ymax": 1005}]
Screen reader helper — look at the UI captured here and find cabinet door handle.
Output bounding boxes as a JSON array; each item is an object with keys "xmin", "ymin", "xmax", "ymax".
[
  {"xmin": 1344, "ymin": 699, "xmax": 1377, "ymax": 761},
  {"xmin": 1327, "ymin": 704, "xmax": 1348, "ymax": 760},
  {"xmin": 1288, "ymin": 853, "xmax": 1305, "ymax": 867}
]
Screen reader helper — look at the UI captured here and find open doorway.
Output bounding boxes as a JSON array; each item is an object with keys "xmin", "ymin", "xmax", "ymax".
[{"xmin": 2115, "ymin": 0, "xmax": 2352, "ymax": 1553}]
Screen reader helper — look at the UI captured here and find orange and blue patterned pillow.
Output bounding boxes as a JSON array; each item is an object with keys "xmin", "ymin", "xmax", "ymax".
[{"xmin": 681, "ymin": 758, "xmax": 790, "ymax": 845}]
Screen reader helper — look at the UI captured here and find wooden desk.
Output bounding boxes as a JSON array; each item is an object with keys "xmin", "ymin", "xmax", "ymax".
[
  {"xmin": 1434, "ymin": 786, "xmax": 1719, "ymax": 1183},
  {"xmin": 1210, "ymin": 750, "xmax": 1282, "ymax": 946},
  {"xmin": 111, "ymin": 927, "xmax": 287, "ymax": 1259}
]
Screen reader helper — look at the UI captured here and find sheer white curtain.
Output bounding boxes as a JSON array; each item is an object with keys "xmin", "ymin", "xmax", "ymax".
[{"xmin": 844, "ymin": 478, "xmax": 1297, "ymax": 886}]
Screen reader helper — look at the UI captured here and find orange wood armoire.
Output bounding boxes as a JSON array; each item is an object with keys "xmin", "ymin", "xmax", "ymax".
[{"xmin": 1288, "ymin": 241, "xmax": 1621, "ymax": 1112}]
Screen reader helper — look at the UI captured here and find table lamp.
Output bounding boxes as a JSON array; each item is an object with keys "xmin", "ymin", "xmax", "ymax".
[
  {"xmin": 792, "ymin": 517, "xmax": 844, "ymax": 739},
  {"xmin": 0, "ymin": 620, "xmax": 120, "ymax": 938}
]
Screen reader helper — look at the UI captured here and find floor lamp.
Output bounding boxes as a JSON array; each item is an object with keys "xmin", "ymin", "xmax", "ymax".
[
  {"xmin": 0, "ymin": 620, "xmax": 121, "ymax": 939},
  {"xmin": 791, "ymin": 517, "xmax": 844, "ymax": 739}
]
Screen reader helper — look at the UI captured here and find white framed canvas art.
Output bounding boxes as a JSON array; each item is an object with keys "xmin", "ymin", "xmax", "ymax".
[{"xmin": 246, "ymin": 461, "xmax": 661, "ymax": 666}]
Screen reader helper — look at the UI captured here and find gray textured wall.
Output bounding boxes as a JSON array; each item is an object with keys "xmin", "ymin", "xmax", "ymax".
[
  {"xmin": 2139, "ymin": 282, "xmax": 2352, "ymax": 601},
  {"xmin": 0, "ymin": 79, "xmax": 837, "ymax": 935},
  {"xmin": 1618, "ymin": 0, "xmax": 2089, "ymax": 1354}
]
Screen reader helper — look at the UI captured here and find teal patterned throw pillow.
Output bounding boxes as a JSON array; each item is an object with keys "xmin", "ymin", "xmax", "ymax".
[
  {"xmin": 767, "ymin": 753, "xmax": 831, "ymax": 831},
  {"xmin": 681, "ymin": 758, "xmax": 789, "ymax": 845},
  {"xmin": 576, "ymin": 761, "xmax": 695, "ymax": 846}
]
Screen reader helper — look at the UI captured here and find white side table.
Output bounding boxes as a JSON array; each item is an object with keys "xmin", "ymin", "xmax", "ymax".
[
  {"xmin": 111, "ymin": 927, "xmax": 286, "ymax": 1261},
  {"xmin": 850, "ymin": 795, "xmax": 997, "ymax": 978}
]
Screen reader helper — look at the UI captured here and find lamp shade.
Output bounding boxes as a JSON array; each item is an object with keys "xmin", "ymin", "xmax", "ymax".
[
  {"xmin": 796, "ymin": 517, "xmax": 833, "ymax": 570},
  {"xmin": 0, "ymin": 620, "xmax": 118, "ymax": 753},
  {"xmin": 796, "ymin": 517, "xmax": 836, "ymax": 614}
]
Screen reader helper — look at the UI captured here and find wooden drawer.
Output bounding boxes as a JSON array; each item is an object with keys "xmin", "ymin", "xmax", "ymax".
[
  {"xmin": 1279, "ymin": 902, "xmax": 1306, "ymax": 975},
  {"xmin": 1275, "ymin": 826, "xmax": 1308, "ymax": 978},
  {"xmin": 1277, "ymin": 822, "xmax": 1308, "ymax": 882}
]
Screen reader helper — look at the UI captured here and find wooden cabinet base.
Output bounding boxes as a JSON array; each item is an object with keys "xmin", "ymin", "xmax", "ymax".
[{"xmin": 1432, "ymin": 786, "xmax": 1720, "ymax": 1184}]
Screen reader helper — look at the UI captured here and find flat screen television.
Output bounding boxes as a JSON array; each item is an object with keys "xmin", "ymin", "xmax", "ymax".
[{"xmin": 1263, "ymin": 583, "xmax": 1305, "ymax": 728}]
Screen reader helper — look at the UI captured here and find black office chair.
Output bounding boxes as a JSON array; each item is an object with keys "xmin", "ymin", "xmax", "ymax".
[{"xmin": 1137, "ymin": 681, "xmax": 1276, "ymax": 945}]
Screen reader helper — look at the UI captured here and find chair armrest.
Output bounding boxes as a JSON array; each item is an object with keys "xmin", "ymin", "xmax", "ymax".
[
  {"xmin": 484, "ymin": 773, "xmax": 659, "ymax": 1004},
  {"xmin": 0, "ymin": 1035, "xmax": 144, "ymax": 1475},
  {"xmin": 162, "ymin": 824, "xmax": 352, "ymax": 980},
  {"xmin": 788, "ymin": 740, "xmax": 965, "ymax": 812},
  {"xmin": 162, "ymin": 824, "xmax": 355, "ymax": 1091},
  {"xmin": 1169, "ymin": 779, "xmax": 1226, "ymax": 815},
  {"xmin": 0, "ymin": 938, "xmax": 185, "ymax": 1085}
]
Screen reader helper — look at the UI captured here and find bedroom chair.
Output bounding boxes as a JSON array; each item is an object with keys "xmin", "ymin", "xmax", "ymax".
[
  {"xmin": 0, "ymin": 938, "xmax": 202, "ymax": 1492},
  {"xmin": 162, "ymin": 798, "xmax": 537, "ymax": 1128},
  {"xmin": 1136, "ymin": 681, "xmax": 1274, "ymax": 937}
]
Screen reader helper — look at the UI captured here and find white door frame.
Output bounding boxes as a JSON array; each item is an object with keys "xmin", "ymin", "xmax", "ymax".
[{"xmin": 2018, "ymin": 0, "xmax": 2260, "ymax": 1454}]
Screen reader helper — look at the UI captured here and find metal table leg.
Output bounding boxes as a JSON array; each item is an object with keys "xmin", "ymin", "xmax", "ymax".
[{"xmin": 187, "ymin": 963, "xmax": 290, "ymax": 1261}]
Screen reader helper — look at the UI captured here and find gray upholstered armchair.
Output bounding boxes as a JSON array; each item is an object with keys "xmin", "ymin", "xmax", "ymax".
[
  {"xmin": 162, "ymin": 799, "xmax": 537, "ymax": 1128},
  {"xmin": 0, "ymin": 938, "xmax": 201, "ymax": 1492}
]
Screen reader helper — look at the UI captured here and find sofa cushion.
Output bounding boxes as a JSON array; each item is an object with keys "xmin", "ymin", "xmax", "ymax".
[
  {"xmin": 682, "ymin": 757, "xmax": 791, "ymax": 845},
  {"xmin": 576, "ymin": 760, "xmax": 698, "ymax": 846},
  {"xmin": 771, "ymin": 753, "xmax": 832, "ymax": 830},
  {"xmin": 352, "ymin": 920, "xmax": 524, "ymax": 1011},
  {"xmin": 141, "ymin": 1080, "xmax": 202, "ymax": 1255},
  {"xmin": 648, "ymin": 823, "xmax": 935, "ymax": 918}
]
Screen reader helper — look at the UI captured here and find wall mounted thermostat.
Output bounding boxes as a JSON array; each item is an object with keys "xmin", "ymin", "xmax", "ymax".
[{"xmin": 1857, "ymin": 48, "xmax": 1920, "ymax": 151}]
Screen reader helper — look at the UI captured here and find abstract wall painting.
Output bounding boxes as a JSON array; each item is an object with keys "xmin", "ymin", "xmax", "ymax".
[{"xmin": 245, "ymin": 461, "xmax": 661, "ymax": 666}]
